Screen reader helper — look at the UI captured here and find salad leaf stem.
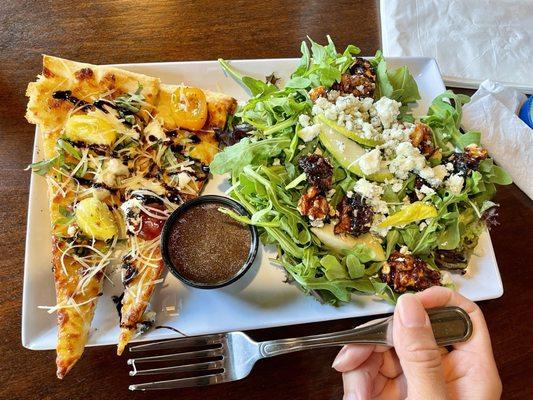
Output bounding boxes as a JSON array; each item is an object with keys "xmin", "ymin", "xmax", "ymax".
[
  {"xmin": 285, "ymin": 172, "xmax": 307, "ymax": 190},
  {"xmin": 263, "ymin": 117, "xmax": 297, "ymax": 136}
]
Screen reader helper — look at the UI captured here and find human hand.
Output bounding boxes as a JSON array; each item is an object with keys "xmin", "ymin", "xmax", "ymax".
[{"xmin": 332, "ymin": 286, "xmax": 502, "ymax": 400}]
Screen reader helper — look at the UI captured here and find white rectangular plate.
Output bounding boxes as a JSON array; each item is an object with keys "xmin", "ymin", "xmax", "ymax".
[{"xmin": 22, "ymin": 57, "xmax": 503, "ymax": 350}]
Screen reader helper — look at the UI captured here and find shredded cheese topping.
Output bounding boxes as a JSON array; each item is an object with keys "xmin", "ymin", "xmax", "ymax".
[{"xmin": 35, "ymin": 86, "xmax": 212, "ymax": 315}]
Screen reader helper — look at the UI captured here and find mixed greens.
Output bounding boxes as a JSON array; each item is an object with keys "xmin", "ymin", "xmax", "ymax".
[{"xmin": 211, "ymin": 37, "xmax": 511, "ymax": 305}]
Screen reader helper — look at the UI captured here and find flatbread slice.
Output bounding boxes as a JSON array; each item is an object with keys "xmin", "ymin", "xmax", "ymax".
[
  {"xmin": 26, "ymin": 55, "xmax": 160, "ymax": 378},
  {"xmin": 116, "ymin": 84, "xmax": 236, "ymax": 354},
  {"xmin": 52, "ymin": 237, "xmax": 106, "ymax": 378},
  {"xmin": 117, "ymin": 237, "xmax": 164, "ymax": 356}
]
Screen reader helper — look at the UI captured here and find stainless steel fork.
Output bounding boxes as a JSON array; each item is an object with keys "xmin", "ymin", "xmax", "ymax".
[{"xmin": 128, "ymin": 306, "xmax": 472, "ymax": 391}]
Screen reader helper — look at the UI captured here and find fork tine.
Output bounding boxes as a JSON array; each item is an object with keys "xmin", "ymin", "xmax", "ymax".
[
  {"xmin": 129, "ymin": 372, "xmax": 227, "ymax": 391},
  {"xmin": 129, "ymin": 359, "xmax": 224, "ymax": 376},
  {"xmin": 129, "ymin": 333, "xmax": 225, "ymax": 353},
  {"xmin": 127, "ymin": 347, "xmax": 224, "ymax": 364}
]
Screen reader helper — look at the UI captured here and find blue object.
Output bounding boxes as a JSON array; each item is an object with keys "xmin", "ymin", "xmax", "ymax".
[{"xmin": 518, "ymin": 95, "xmax": 533, "ymax": 129}]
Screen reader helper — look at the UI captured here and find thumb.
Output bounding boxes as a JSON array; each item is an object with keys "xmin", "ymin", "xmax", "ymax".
[{"xmin": 393, "ymin": 293, "xmax": 447, "ymax": 400}]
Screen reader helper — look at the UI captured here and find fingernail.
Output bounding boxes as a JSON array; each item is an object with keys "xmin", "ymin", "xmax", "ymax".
[
  {"xmin": 397, "ymin": 293, "xmax": 428, "ymax": 328},
  {"xmin": 343, "ymin": 394, "xmax": 358, "ymax": 400},
  {"xmin": 332, "ymin": 345, "xmax": 348, "ymax": 368}
]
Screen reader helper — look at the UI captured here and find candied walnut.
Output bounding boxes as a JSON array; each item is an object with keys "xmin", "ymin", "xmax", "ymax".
[
  {"xmin": 297, "ymin": 186, "xmax": 330, "ymax": 221},
  {"xmin": 465, "ymin": 144, "xmax": 488, "ymax": 161},
  {"xmin": 410, "ymin": 123, "xmax": 435, "ymax": 157},
  {"xmin": 448, "ymin": 144, "xmax": 489, "ymax": 174},
  {"xmin": 298, "ymin": 154, "xmax": 333, "ymax": 192},
  {"xmin": 309, "ymin": 86, "xmax": 327, "ymax": 102},
  {"xmin": 331, "ymin": 57, "xmax": 376, "ymax": 98},
  {"xmin": 380, "ymin": 251, "xmax": 442, "ymax": 293},
  {"xmin": 465, "ymin": 143, "xmax": 489, "ymax": 161},
  {"xmin": 334, "ymin": 194, "xmax": 373, "ymax": 236}
]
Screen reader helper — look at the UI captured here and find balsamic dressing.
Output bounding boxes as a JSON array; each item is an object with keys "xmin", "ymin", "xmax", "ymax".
[
  {"xmin": 52, "ymin": 90, "xmax": 92, "ymax": 110},
  {"xmin": 155, "ymin": 325, "xmax": 188, "ymax": 336},
  {"xmin": 166, "ymin": 202, "xmax": 252, "ymax": 285},
  {"xmin": 121, "ymin": 263, "xmax": 138, "ymax": 286},
  {"xmin": 111, "ymin": 292, "xmax": 125, "ymax": 320},
  {"xmin": 52, "ymin": 90, "xmax": 116, "ymax": 114}
]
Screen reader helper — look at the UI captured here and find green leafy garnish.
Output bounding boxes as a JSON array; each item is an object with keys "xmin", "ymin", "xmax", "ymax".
[
  {"xmin": 422, "ymin": 91, "xmax": 475, "ymax": 155},
  {"xmin": 114, "ymin": 83, "xmax": 145, "ymax": 125},
  {"xmin": 28, "ymin": 156, "xmax": 59, "ymax": 176},
  {"xmin": 371, "ymin": 51, "xmax": 421, "ymax": 105},
  {"xmin": 56, "ymin": 138, "xmax": 81, "ymax": 160},
  {"xmin": 210, "ymin": 136, "xmax": 291, "ymax": 175}
]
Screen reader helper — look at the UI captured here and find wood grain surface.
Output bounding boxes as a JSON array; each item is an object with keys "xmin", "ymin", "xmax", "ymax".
[{"xmin": 0, "ymin": 1, "xmax": 531, "ymax": 399}]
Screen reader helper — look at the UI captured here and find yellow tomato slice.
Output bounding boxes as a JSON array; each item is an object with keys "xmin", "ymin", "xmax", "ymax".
[
  {"xmin": 75, "ymin": 197, "xmax": 118, "ymax": 240},
  {"xmin": 65, "ymin": 114, "xmax": 117, "ymax": 146},
  {"xmin": 171, "ymin": 87, "xmax": 208, "ymax": 130}
]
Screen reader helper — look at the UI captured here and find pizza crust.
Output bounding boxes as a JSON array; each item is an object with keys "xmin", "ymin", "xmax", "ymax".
[{"xmin": 26, "ymin": 55, "xmax": 161, "ymax": 134}]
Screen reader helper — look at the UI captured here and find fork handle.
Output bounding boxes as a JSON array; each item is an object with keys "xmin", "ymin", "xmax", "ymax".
[{"xmin": 258, "ymin": 306, "xmax": 472, "ymax": 358}]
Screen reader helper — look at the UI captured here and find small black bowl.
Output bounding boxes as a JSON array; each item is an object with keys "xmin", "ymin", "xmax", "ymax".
[{"xmin": 160, "ymin": 195, "xmax": 259, "ymax": 289}]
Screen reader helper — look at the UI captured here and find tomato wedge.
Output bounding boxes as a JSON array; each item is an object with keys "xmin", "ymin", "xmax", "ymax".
[
  {"xmin": 171, "ymin": 87, "xmax": 208, "ymax": 130},
  {"xmin": 138, "ymin": 203, "xmax": 167, "ymax": 240}
]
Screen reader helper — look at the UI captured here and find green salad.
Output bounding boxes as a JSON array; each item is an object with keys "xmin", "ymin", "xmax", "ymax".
[{"xmin": 210, "ymin": 37, "xmax": 512, "ymax": 304}]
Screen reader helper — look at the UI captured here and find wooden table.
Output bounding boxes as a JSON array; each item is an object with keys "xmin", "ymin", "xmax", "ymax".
[{"xmin": 1, "ymin": 1, "xmax": 531, "ymax": 399}]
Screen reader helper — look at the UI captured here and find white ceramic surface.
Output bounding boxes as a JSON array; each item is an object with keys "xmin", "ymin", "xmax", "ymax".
[{"xmin": 22, "ymin": 57, "xmax": 503, "ymax": 350}]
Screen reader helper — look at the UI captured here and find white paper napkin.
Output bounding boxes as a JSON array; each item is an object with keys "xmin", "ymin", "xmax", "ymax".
[
  {"xmin": 461, "ymin": 80, "xmax": 532, "ymax": 199},
  {"xmin": 380, "ymin": 0, "xmax": 533, "ymax": 93}
]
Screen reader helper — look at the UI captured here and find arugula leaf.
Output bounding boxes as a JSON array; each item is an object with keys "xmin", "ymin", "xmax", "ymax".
[
  {"xmin": 438, "ymin": 204, "xmax": 461, "ymax": 249},
  {"xmin": 457, "ymin": 130, "xmax": 481, "ymax": 148},
  {"xmin": 243, "ymin": 76, "xmax": 277, "ymax": 97},
  {"xmin": 28, "ymin": 156, "xmax": 58, "ymax": 176},
  {"xmin": 285, "ymin": 76, "xmax": 312, "ymax": 89},
  {"xmin": 293, "ymin": 41, "xmax": 311, "ymax": 77},
  {"xmin": 385, "ymin": 230, "xmax": 400, "ymax": 258},
  {"xmin": 56, "ymin": 138, "xmax": 81, "ymax": 160},
  {"xmin": 320, "ymin": 255, "xmax": 349, "ymax": 280},
  {"xmin": 387, "ymin": 66, "xmax": 421, "ymax": 104},
  {"xmin": 365, "ymin": 261, "xmax": 383, "ymax": 276},
  {"xmin": 421, "ymin": 90, "xmax": 474, "ymax": 155},
  {"xmin": 115, "ymin": 83, "xmax": 145, "ymax": 113},
  {"xmin": 371, "ymin": 279, "xmax": 401, "ymax": 304},
  {"xmin": 489, "ymin": 165, "xmax": 513, "ymax": 185},
  {"xmin": 345, "ymin": 254, "xmax": 365, "ymax": 279},
  {"xmin": 477, "ymin": 159, "xmax": 513, "ymax": 185},
  {"xmin": 290, "ymin": 36, "xmax": 360, "ymax": 88},
  {"xmin": 210, "ymin": 136, "xmax": 290, "ymax": 175},
  {"xmin": 371, "ymin": 50, "xmax": 420, "ymax": 105}
]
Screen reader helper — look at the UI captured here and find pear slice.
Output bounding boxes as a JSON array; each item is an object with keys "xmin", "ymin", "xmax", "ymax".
[
  {"xmin": 317, "ymin": 114, "xmax": 383, "ymax": 147},
  {"xmin": 318, "ymin": 125, "xmax": 393, "ymax": 182},
  {"xmin": 311, "ymin": 223, "xmax": 385, "ymax": 261}
]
